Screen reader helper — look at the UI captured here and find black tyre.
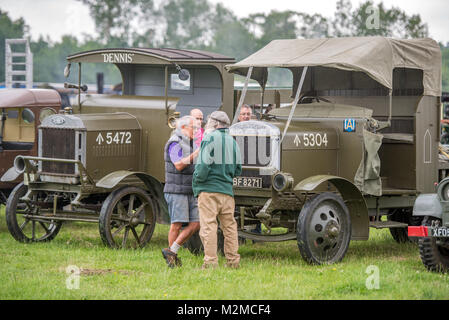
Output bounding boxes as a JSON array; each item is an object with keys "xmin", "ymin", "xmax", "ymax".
[
  {"xmin": 99, "ymin": 186, "xmax": 156, "ymax": 249},
  {"xmin": 297, "ymin": 192, "xmax": 351, "ymax": 265},
  {"xmin": 5, "ymin": 182, "xmax": 62, "ymax": 243},
  {"xmin": 184, "ymin": 229, "xmax": 225, "ymax": 255},
  {"xmin": 388, "ymin": 208, "xmax": 422, "ymax": 243},
  {"xmin": 418, "ymin": 216, "xmax": 449, "ymax": 273}
]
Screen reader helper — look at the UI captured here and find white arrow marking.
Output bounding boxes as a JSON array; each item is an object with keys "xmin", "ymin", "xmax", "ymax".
[
  {"xmin": 294, "ymin": 134, "xmax": 301, "ymax": 147},
  {"xmin": 96, "ymin": 133, "xmax": 104, "ymax": 145}
]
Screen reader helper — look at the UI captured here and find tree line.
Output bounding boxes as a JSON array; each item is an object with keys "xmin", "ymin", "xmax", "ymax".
[{"xmin": 0, "ymin": 0, "xmax": 447, "ymax": 89}]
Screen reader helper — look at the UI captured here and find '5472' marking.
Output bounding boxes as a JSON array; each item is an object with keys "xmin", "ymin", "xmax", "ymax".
[{"xmin": 96, "ymin": 131, "xmax": 132, "ymax": 145}]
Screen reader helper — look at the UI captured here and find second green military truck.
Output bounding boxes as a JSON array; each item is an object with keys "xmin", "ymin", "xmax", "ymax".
[{"xmin": 226, "ymin": 37, "xmax": 443, "ymax": 264}]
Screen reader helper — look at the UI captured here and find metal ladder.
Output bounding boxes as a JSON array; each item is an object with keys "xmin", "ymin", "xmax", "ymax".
[{"xmin": 5, "ymin": 38, "xmax": 33, "ymax": 88}]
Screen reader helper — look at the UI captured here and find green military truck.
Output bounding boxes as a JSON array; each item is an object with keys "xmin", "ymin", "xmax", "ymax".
[
  {"xmin": 2, "ymin": 48, "xmax": 235, "ymax": 248},
  {"xmin": 226, "ymin": 37, "xmax": 443, "ymax": 265}
]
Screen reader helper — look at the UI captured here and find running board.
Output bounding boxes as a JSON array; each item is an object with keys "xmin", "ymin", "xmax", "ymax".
[
  {"xmin": 369, "ymin": 221, "xmax": 408, "ymax": 229},
  {"xmin": 238, "ymin": 230, "xmax": 296, "ymax": 242}
]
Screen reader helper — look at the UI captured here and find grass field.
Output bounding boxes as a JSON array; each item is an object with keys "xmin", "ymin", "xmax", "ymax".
[{"xmin": 1, "ymin": 206, "xmax": 448, "ymax": 300}]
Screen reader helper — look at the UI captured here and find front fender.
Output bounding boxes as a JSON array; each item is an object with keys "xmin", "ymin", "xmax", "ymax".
[
  {"xmin": 412, "ymin": 193, "xmax": 443, "ymax": 219},
  {"xmin": 0, "ymin": 166, "xmax": 21, "ymax": 182},
  {"xmin": 96, "ymin": 170, "xmax": 169, "ymax": 225},
  {"xmin": 295, "ymin": 175, "xmax": 369, "ymax": 241}
]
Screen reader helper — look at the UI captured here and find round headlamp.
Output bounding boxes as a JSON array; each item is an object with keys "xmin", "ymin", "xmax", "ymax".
[
  {"xmin": 437, "ymin": 177, "xmax": 449, "ymax": 201},
  {"xmin": 14, "ymin": 156, "xmax": 26, "ymax": 174},
  {"xmin": 272, "ymin": 172, "xmax": 293, "ymax": 192}
]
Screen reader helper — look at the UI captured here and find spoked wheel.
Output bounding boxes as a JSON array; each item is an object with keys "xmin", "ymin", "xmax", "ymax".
[
  {"xmin": 5, "ymin": 182, "xmax": 62, "ymax": 243},
  {"xmin": 419, "ymin": 216, "xmax": 449, "ymax": 273},
  {"xmin": 388, "ymin": 208, "xmax": 422, "ymax": 244},
  {"xmin": 99, "ymin": 186, "xmax": 156, "ymax": 249},
  {"xmin": 297, "ymin": 192, "xmax": 351, "ymax": 265}
]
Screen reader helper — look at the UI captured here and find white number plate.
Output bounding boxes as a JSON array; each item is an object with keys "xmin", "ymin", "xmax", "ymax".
[{"xmin": 430, "ymin": 227, "xmax": 449, "ymax": 238}]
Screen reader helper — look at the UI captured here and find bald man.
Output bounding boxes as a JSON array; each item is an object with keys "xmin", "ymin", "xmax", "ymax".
[{"xmin": 190, "ymin": 108, "xmax": 204, "ymax": 148}]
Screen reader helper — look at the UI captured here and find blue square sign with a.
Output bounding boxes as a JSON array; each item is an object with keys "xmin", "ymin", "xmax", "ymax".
[{"xmin": 344, "ymin": 118, "xmax": 356, "ymax": 132}]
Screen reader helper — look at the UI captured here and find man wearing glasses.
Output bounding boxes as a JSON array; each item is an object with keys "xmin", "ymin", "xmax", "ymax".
[{"xmin": 162, "ymin": 115, "xmax": 200, "ymax": 268}]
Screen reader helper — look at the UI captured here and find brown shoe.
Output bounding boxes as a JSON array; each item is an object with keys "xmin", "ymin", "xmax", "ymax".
[{"xmin": 162, "ymin": 248, "xmax": 181, "ymax": 268}]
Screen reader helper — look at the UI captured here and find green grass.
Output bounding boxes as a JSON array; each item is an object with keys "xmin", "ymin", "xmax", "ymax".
[{"xmin": 1, "ymin": 206, "xmax": 448, "ymax": 300}]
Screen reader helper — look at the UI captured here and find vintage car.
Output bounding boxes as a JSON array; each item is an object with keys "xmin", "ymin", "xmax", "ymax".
[{"xmin": 0, "ymin": 89, "xmax": 60, "ymax": 204}]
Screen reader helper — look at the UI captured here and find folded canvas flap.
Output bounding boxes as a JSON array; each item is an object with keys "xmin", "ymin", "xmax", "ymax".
[{"xmin": 354, "ymin": 128, "xmax": 383, "ymax": 196}]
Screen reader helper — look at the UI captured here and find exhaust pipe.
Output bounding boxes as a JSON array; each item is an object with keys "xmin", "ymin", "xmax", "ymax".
[{"xmin": 14, "ymin": 156, "xmax": 26, "ymax": 174}]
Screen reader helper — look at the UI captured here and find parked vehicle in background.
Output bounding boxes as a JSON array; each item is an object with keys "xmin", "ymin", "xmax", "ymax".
[{"xmin": 0, "ymin": 89, "xmax": 60, "ymax": 204}]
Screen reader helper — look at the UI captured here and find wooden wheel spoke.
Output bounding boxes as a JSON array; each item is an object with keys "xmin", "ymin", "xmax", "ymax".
[
  {"xmin": 132, "ymin": 203, "xmax": 147, "ymax": 219},
  {"xmin": 122, "ymin": 227, "xmax": 130, "ymax": 248},
  {"xmin": 19, "ymin": 219, "xmax": 30, "ymax": 230},
  {"xmin": 38, "ymin": 221, "xmax": 51, "ymax": 234},
  {"xmin": 112, "ymin": 223, "xmax": 127, "ymax": 237},
  {"xmin": 25, "ymin": 202, "xmax": 33, "ymax": 211},
  {"xmin": 128, "ymin": 195, "xmax": 136, "ymax": 216},
  {"xmin": 117, "ymin": 201, "xmax": 126, "ymax": 216},
  {"xmin": 130, "ymin": 227, "xmax": 141, "ymax": 245}
]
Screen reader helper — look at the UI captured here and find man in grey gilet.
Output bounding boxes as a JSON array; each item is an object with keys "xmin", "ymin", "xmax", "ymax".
[{"xmin": 162, "ymin": 115, "xmax": 200, "ymax": 268}]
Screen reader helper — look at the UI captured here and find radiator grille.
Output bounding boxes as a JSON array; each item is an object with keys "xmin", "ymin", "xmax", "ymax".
[
  {"xmin": 41, "ymin": 128, "xmax": 76, "ymax": 174},
  {"xmin": 234, "ymin": 135, "xmax": 271, "ymax": 167}
]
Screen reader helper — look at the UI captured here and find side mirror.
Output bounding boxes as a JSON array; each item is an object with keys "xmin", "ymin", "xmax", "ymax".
[
  {"xmin": 64, "ymin": 63, "xmax": 71, "ymax": 78},
  {"xmin": 168, "ymin": 112, "xmax": 180, "ymax": 129},
  {"xmin": 178, "ymin": 68, "xmax": 190, "ymax": 81},
  {"xmin": 21, "ymin": 108, "xmax": 35, "ymax": 124}
]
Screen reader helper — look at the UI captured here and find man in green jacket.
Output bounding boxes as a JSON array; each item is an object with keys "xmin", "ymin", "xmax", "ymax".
[{"xmin": 193, "ymin": 111, "xmax": 242, "ymax": 269}]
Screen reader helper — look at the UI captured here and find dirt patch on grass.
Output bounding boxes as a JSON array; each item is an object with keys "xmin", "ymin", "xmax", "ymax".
[
  {"xmin": 80, "ymin": 268, "xmax": 132, "ymax": 276},
  {"xmin": 58, "ymin": 266, "xmax": 134, "ymax": 276}
]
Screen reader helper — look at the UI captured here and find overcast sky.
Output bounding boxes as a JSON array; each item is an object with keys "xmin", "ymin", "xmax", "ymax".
[{"xmin": 0, "ymin": 0, "xmax": 448, "ymax": 43}]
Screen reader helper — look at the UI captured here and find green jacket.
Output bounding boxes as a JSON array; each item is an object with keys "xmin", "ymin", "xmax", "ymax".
[{"xmin": 193, "ymin": 128, "xmax": 242, "ymax": 197}]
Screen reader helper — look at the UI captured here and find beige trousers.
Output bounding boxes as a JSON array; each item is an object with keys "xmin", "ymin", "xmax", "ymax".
[{"xmin": 198, "ymin": 192, "xmax": 240, "ymax": 266}]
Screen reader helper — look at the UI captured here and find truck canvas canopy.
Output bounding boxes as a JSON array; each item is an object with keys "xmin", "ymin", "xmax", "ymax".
[
  {"xmin": 226, "ymin": 36, "xmax": 442, "ymax": 97},
  {"xmin": 227, "ymin": 36, "xmax": 442, "ymax": 198}
]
